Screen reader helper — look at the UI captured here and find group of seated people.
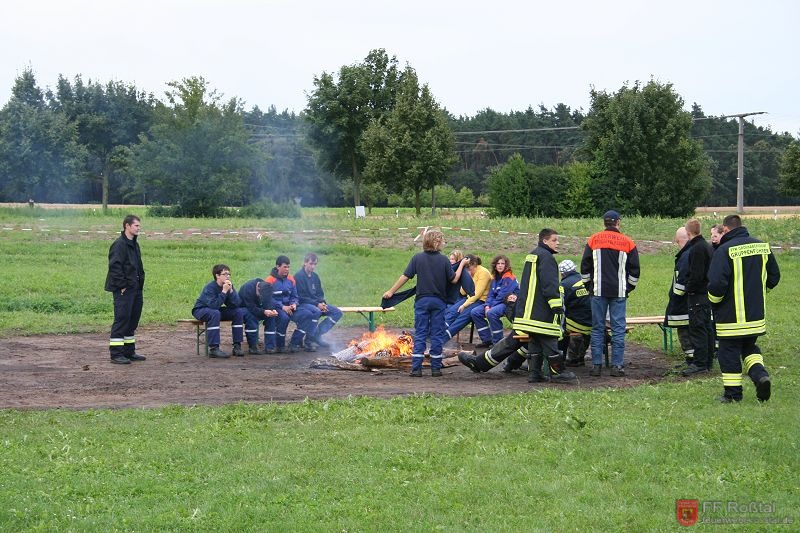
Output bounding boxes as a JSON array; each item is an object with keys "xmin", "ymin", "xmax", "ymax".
[
  {"xmin": 191, "ymin": 253, "xmax": 341, "ymax": 358},
  {"xmin": 442, "ymin": 250, "xmax": 520, "ymax": 348}
]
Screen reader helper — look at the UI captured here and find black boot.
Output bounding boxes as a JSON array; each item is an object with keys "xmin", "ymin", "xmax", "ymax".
[
  {"xmin": 548, "ymin": 354, "xmax": 577, "ymax": 382},
  {"xmin": 527, "ymin": 354, "xmax": 548, "ymax": 383},
  {"xmin": 564, "ymin": 335, "xmax": 586, "ymax": 367},
  {"xmin": 458, "ymin": 350, "xmax": 493, "ymax": 373},
  {"xmin": 501, "ymin": 352, "xmax": 526, "ymax": 373},
  {"xmin": 748, "ymin": 365, "xmax": 771, "ymax": 402}
]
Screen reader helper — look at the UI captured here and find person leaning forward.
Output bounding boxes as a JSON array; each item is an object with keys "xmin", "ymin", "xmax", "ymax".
[
  {"xmin": 708, "ymin": 215, "xmax": 780, "ymax": 403},
  {"xmin": 581, "ymin": 210, "xmax": 640, "ymax": 377},
  {"xmin": 239, "ymin": 278, "xmax": 278, "ymax": 355},
  {"xmin": 105, "ymin": 214, "xmax": 146, "ymax": 365},
  {"xmin": 192, "ymin": 264, "xmax": 245, "ymax": 358}
]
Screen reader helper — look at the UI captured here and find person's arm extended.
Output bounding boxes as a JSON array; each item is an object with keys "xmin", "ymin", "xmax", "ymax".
[{"xmin": 383, "ymin": 275, "xmax": 410, "ymax": 299}]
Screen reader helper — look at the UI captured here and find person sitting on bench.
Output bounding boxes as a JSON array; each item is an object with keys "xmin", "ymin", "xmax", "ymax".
[{"xmin": 191, "ymin": 264, "xmax": 245, "ymax": 358}]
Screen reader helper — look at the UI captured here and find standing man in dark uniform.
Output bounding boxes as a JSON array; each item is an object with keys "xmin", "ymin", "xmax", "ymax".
[
  {"xmin": 709, "ymin": 215, "xmax": 780, "ymax": 402},
  {"xmin": 682, "ymin": 218, "xmax": 715, "ymax": 376},
  {"xmin": 105, "ymin": 214, "xmax": 146, "ymax": 364}
]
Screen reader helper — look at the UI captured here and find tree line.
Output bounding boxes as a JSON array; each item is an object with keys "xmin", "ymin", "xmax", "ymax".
[{"xmin": 1, "ymin": 50, "xmax": 798, "ymax": 217}]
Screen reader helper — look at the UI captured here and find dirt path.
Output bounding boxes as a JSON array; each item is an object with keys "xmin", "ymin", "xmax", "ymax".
[{"xmin": 0, "ymin": 326, "xmax": 676, "ymax": 410}]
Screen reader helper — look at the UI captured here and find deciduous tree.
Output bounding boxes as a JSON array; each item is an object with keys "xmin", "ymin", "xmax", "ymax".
[
  {"xmin": 305, "ymin": 49, "xmax": 400, "ymax": 207},
  {"xmin": 361, "ymin": 67, "xmax": 456, "ymax": 215},
  {"xmin": 582, "ymin": 80, "xmax": 710, "ymax": 217}
]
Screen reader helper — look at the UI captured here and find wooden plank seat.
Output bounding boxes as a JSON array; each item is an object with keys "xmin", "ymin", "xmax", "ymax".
[
  {"xmin": 338, "ymin": 306, "xmax": 395, "ymax": 332},
  {"xmin": 178, "ymin": 318, "xmax": 231, "ymax": 356}
]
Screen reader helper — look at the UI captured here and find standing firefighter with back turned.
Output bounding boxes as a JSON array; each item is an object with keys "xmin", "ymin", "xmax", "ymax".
[{"xmin": 708, "ymin": 215, "xmax": 780, "ymax": 403}]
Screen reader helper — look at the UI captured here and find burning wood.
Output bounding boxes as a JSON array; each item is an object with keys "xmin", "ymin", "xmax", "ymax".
[
  {"xmin": 310, "ymin": 327, "xmax": 464, "ymax": 371},
  {"xmin": 331, "ymin": 327, "xmax": 413, "ymax": 363}
]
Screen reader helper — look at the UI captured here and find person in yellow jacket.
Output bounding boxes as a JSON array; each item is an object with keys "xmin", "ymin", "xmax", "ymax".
[{"xmin": 445, "ymin": 255, "xmax": 491, "ymax": 340}]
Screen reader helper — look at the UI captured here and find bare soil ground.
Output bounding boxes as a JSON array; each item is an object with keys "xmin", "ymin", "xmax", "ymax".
[{"xmin": 0, "ymin": 325, "xmax": 675, "ymax": 410}]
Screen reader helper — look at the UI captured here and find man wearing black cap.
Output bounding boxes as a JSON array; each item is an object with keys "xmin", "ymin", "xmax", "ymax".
[{"xmin": 581, "ymin": 210, "xmax": 640, "ymax": 377}]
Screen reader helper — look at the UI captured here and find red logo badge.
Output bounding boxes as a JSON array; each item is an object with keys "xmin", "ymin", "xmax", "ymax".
[{"xmin": 676, "ymin": 499, "xmax": 699, "ymax": 526}]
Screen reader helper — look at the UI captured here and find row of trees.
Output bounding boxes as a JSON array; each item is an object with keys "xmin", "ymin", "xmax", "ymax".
[{"xmin": 1, "ymin": 51, "xmax": 798, "ymax": 217}]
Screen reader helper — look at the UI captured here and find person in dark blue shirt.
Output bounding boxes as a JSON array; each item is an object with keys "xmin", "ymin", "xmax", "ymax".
[
  {"xmin": 383, "ymin": 230, "xmax": 455, "ymax": 377},
  {"xmin": 295, "ymin": 252, "xmax": 342, "ymax": 350}
]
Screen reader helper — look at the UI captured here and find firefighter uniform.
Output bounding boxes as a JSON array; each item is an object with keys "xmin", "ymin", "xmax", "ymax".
[
  {"xmin": 560, "ymin": 265, "xmax": 592, "ymax": 367},
  {"xmin": 665, "ymin": 241, "xmax": 693, "ymax": 363},
  {"xmin": 708, "ymin": 225, "xmax": 780, "ymax": 402}
]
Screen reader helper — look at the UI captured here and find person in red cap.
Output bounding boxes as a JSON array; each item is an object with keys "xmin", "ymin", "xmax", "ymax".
[{"xmin": 580, "ymin": 210, "xmax": 640, "ymax": 377}]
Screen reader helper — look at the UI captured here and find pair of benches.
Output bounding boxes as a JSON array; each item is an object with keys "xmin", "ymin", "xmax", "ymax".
[{"xmin": 179, "ymin": 306, "xmax": 396, "ymax": 356}]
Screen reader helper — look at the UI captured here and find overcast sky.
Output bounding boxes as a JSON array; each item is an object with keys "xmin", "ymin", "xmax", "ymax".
[{"xmin": 2, "ymin": 0, "xmax": 798, "ymax": 137}]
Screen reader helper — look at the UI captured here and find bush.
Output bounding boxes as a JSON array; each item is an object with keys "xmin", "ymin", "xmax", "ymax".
[{"xmin": 234, "ymin": 199, "xmax": 302, "ymax": 219}]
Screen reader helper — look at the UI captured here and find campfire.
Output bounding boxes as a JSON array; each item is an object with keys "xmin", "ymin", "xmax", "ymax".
[
  {"xmin": 310, "ymin": 327, "xmax": 464, "ymax": 371},
  {"xmin": 332, "ymin": 326, "xmax": 413, "ymax": 363}
]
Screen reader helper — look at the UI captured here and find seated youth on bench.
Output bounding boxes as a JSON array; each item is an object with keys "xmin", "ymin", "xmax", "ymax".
[{"xmin": 191, "ymin": 263, "xmax": 245, "ymax": 358}]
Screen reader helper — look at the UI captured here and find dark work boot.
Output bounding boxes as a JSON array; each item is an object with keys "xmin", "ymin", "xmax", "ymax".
[
  {"xmin": 458, "ymin": 351, "xmax": 492, "ymax": 373},
  {"xmin": 548, "ymin": 354, "xmax": 577, "ymax": 383},
  {"xmin": 749, "ymin": 365, "xmax": 771, "ymax": 402},
  {"xmin": 527, "ymin": 354, "xmax": 548, "ymax": 383},
  {"xmin": 502, "ymin": 352, "xmax": 526, "ymax": 374},
  {"xmin": 232, "ymin": 343, "xmax": 244, "ymax": 357},
  {"xmin": 564, "ymin": 335, "xmax": 586, "ymax": 367},
  {"xmin": 208, "ymin": 345, "xmax": 230, "ymax": 358}
]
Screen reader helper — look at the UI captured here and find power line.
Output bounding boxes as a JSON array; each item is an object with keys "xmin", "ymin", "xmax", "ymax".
[{"xmin": 453, "ymin": 126, "xmax": 581, "ymax": 135}]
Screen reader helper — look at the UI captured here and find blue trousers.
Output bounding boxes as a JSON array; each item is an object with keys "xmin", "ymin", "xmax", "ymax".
[
  {"xmin": 445, "ymin": 299, "xmax": 484, "ymax": 339},
  {"xmin": 265, "ymin": 307, "xmax": 316, "ymax": 348},
  {"xmin": 243, "ymin": 310, "xmax": 268, "ymax": 347},
  {"xmin": 192, "ymin": 306, "xmax": 244, "ymax": 347},
  {"xmin": 413, "ymin": 296, "xmax": 447, "ymax": 371},
  {"xmin": 299, "ymin": 303, "xmax": 343, "ymax": 339},
  {"xmin": 471, "ymin": 303, "xmax": 507, "ymax": 343},
  {"xmin": 590, "ymin": 296, "xmax": 626, "ymax": 367}
]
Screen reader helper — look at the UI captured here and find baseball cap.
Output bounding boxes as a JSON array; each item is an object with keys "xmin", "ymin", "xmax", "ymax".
[
  {"xmin": 603, "ymin": 210, "xmax": 621, "ymax": 221},
  {"xmin": 558, "ymin": 259, "xmax": 576, "ymax": 275}
]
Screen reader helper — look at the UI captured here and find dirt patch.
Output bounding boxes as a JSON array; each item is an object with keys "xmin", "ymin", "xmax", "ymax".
[
  {"xmin": 0, "ymin": 328, "xmax": 671, "ymax": 409},
  {"xmin": 0, "ymin": 325, "xmax": 679, "ymax": 410}
]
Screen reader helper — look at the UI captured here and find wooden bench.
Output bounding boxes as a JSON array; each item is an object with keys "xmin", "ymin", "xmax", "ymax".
[
  {"xmin": 178, "ymin": 318, "xmax": 232, "ymax": 356},
  {"xmin": 512, "ymin": 315, "xmax": 673, "ymax": 367},
  {"xmin": 625, "ymin": 315, "xmax": 674, "ymax": 352},
  {"xmin": 338, "ymin": 307, "xmax": 395, "ymax": 332}
]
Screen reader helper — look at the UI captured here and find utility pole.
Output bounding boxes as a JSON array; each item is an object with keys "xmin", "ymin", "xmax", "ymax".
[{"xmin": 726, "ymin": 112, "xmax": 766, "ymax": 214}]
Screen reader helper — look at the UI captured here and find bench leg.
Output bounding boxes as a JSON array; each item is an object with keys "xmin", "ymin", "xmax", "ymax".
[{"xmin": 368, "ymin": 311, "xmax": 376, "ymax": 332}]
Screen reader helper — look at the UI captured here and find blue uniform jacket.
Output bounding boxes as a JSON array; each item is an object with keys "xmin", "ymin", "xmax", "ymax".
[
  {"xmin": 239, "ymin": 278, "xmax": 273, "ymax": 317},
  {"xmin": 265, "ymin": 268, "xmax": 299, "ymax": 307},
  {"xmin": 192, "ymin": 280, "xmax": 241, "ymax": 313}
]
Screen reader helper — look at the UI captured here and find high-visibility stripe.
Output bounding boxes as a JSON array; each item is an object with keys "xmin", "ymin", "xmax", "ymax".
[
  {"xmin": 547, "ymin": 298, "xmax": 561, "ymax": 308},
  {"xmin": 709, "ymin": 292, "xmax": 723, "ymax": 304},
  {"xmin": 743, "ymin": 353, "xmax": 764, "ymax": 374},
  {"xmin": 109, "ymin": 339, "xmax": 124, "ymax": 347},
  {"xmin": 485, "ymin": 351, "xmax": 499, "ymax": 367},
  {"xmin": 207, "ymin": 326, "xmax": 220, "ymax": 331},
  {"xmin": 565, "ymin": 318, "xmax": 591, "ymax": 335},
  {"xmin": 715, "ymin": 320, "xmax": 766, "ymax": 337},
  {"xmin": 732, "ymin": 255, "xmax": 745, "ymax": 324},
  {"xmin": 521, "ymin": 254, "xmax": 538, "ymax": 320},
  {"xmin": 722, "ymin": 372, "xmax": 742, "ymax": 386}
]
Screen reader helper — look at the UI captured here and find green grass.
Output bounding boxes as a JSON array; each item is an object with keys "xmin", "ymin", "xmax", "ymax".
[{"xmin": 1, "ymin": 209, "xmax": 799, "ymax": 530}]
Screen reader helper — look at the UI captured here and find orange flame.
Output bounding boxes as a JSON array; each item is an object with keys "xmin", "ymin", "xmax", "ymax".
[{"xmin": 348, "ymin": 326, "xmax": 413, "ymax": 357}]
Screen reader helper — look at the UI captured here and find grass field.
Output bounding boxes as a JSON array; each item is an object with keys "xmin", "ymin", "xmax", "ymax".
[{"xmin": 1, "ymin": 207, "xmax": 798, "ymax": 530}]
